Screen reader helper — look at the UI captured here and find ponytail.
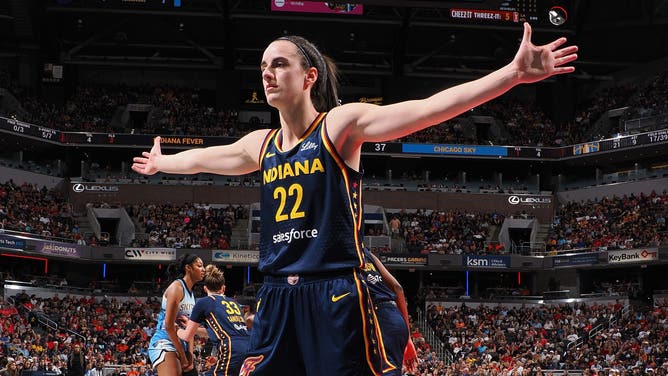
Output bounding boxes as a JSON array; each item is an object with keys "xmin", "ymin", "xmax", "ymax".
[{"xmin": 204, "ymin": 264, "xmax": 225, "ymax": 292}]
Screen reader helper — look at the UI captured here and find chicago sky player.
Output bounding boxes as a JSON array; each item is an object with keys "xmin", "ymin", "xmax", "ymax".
[{"xmin": 148, "ymin": 254, "xmax": 205, "ymax": 376}]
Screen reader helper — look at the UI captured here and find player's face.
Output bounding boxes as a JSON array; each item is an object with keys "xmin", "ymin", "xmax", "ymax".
[
  {"xmin": 260, "ymin": 40, "xmax": 310, "ymax": 109},
  {"xmin": 187, "ymin": 258, "xmax": 205, "ymax": 282}
]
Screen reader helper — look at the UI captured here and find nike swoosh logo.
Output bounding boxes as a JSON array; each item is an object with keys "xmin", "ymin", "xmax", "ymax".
[
  {"xmin": 331, "ymin": 292, "xmax": 351, "ymax": 302},
  {"xmin": 265, "ymin": 152, "xmax": 275, "ymax": 158}
]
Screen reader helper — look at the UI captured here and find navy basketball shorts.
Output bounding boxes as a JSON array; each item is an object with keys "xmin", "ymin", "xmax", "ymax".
[
  {"xmin": 204, "ymin": 337, "xmax": 249, "ymax": 376},
  {"xmin": 240, "ymin": 269, "xmax": 385, "ymax": 376},
  {"xmin": 374, "ymin": 301, "xmax": 409, "ymax": 376}
]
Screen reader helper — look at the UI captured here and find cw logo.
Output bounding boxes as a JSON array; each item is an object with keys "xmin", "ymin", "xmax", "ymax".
[
  {"xmin": 125, "ymin": 250, "xmax": 142, "ymax": 258},
  {"xmin": 239, "ymin": 355, "xmax": 264, "ymax": 376}
]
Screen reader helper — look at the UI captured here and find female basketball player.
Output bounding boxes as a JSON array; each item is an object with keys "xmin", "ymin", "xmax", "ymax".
[
  {"xmin": 133, "ymin": 23, "xmax": 577, "ymax": 375},
  {"xmin": 178, "ymin": 264, "xmax": 250, "ymax": 376},
  {"xmin": 148, "ymin": 254, "xmax": 205, "ymax": 376},
  {"xmin": 361, "ymin": 248, "xmax": 418, "ymax": 375}
]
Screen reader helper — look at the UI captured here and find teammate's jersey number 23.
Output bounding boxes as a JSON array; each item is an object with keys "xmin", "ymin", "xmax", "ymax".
[{"xmin": 273, "ymin": 183, "xmax": 305, "ymax": 222}]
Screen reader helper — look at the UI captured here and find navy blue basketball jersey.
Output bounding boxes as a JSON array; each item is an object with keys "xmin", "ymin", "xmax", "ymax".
[
  {"xmin": 190, "ymin": 294, "xmax": 250, "ymax": 376},
  {"xmin": 362, "ymin": 249, "xmax": 397, "ymax": 303},
  {"xmin": 258, "ymin": 112, "xmax": 364, "ymax": 274}
]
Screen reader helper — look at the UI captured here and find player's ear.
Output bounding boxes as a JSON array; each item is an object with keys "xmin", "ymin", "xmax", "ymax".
[{"xmin": 304, "ymin": 66, "xmax": 318, "ymax": 89}]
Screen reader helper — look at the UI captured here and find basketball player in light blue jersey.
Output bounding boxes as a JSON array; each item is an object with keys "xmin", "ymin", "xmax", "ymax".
[
  {"xmin": 178, "ymin": 264, "xmax": 250, "ymax": 376},
  {"xmin": 149, "ymin": 254, "xmax": 205, "ymax": 376},
  {"xmin": 133, "ymin": 22, "xmax": 577, "ymax": 375}
]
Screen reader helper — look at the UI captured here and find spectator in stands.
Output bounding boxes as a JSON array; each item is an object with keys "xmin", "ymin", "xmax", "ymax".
[
  {"xmin": 2, "ymin": 360, "xmax": 19, "ymax": 376},
  {"xmin": 389, "ymin": 216, "xmax": 401, "ymax": 238},
  {"xmin": 86, "ymin": 363, "xmax": 104, "ymax": 376},
  {"xmin": 68, "ymin": 344, "xmax": 87, "ymax": 376}
]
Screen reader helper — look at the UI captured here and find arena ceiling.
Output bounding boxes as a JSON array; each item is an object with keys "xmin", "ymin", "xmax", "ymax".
[{"xmin": 1, "ymin": 0, "xmax": 667, "ymax": 82}]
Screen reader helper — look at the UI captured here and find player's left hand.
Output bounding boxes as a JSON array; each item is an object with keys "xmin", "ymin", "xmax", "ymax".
[
  {"xmin": 403, "ymin": 338, "xmax": 418, "ymax": 373},
  {"xmin": 176, "ymin": 314, "xmax": 189, "ymax": 328}
]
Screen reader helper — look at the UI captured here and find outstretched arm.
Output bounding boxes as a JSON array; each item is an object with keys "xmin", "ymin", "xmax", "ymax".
[
  {"xmin": 327, "ymin": 23, "xmax": 578, "ymax": 155},
  {"xmin": 131, "ymin": 129, "xmax": 271, "ymax": 176}
]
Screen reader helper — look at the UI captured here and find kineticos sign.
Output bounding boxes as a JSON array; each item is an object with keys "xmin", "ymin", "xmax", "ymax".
[
  {"xmin": 212, "ymin": 250, "xmax": 259, "ymax": 264},
  {"xmin": 72, "ymin": 183, "xmax": 119, "ymax": 193},
  {"xmin": 507, "ymin": 195, "xmax": 552, "ymax": 205}
]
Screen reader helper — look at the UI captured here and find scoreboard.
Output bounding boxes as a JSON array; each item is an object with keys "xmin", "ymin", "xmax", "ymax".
[
  {"xmin": 447, "ymin": 0, "xmax": 572, "ymax": 28},
  {"xmin": 396, "ymin": 0, "xmax": 575, "ymax": 29}
]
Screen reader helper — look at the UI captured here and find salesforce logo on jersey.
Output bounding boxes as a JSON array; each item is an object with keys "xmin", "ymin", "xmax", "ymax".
[
  {"xmin": 213, "ymin": 250, "xmax": 259, "ymax": 264},
  {"xmin": 464, "ymin": 255, "xmax": 510, "ymax": 269}
]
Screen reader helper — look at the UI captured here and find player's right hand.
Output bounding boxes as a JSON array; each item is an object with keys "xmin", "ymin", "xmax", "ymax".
[
  {"xmin": 403, "ymin": 339, "xmax": 418, "ymax": 373},
  {"xmin": 178, "ymin": 351, "xmax": 192, "ymax": 371},
  {"xmin": 132, "ymin": 136, "xmax": 162, "ymax": 175},
  {"xmin": 204, "ymin": 356, "xmax": 218, "ymax": 370}
]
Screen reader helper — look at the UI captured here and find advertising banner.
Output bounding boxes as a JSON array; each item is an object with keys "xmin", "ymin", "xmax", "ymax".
[
  {"xmin": 552, "ymin": 252, "xmax": 599, "ymax": 267},
  {"xmin": 271, "ymin": 1, "xmax": 363, "ymax": 15},
  {"xmin": 379, "ymin": 254, "xmax": 428, "ymax": 266},
  {"xmin": 212, "ymin": 250, "xmax": 260, "ymax": 264},
  {"xmin": 124, "ymin": 248, "xmax": 176, "ymax": 261},
  {"xmin": 36, "ymin": 241, "xmax": 83, "ymax": 258},
  {"xmin": 0, "ymin": 235, "xmax": 26, "ymax": 250},
  {"xmin": 463, "ymin": 255, "xmax": 510, "ymax": 269},
  {"xmin": 607, "ymin": 249, "xmax": 658, "ymax": 264}
]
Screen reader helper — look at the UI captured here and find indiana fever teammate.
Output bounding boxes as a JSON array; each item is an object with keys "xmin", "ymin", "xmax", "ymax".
[
  {"xmin": 362, "ymin": 248, "xmax": 418, "ymax": 375},
  {"xmin": 132, "ymin": 23, "xmax": 577, "ymax": 375},
  {"xmin": 178, "ymin": 264, "xmax": 249, "ymax": 376}
]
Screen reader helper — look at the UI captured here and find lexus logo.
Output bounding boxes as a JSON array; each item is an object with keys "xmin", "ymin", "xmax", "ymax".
[
  {"xmin": 72, "ymin": 184, "xmax": 85, "ymax": 193},
  {"xmin": 508, "ymin": 195, "xmax": 520, "ymax": 205}
]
